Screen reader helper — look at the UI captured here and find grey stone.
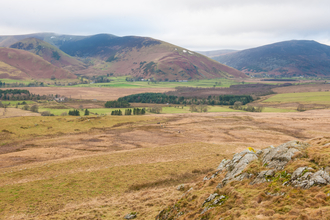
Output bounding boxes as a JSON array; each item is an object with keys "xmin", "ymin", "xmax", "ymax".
[
  {"xmin": 202, "ymin": 193, "xmax": 218, "ymax": 206},
  {"xmin": 176, "ymin": 184, "xmax": 185, "ymax": 191},
  {"xmin": 251, "ymin": 169, "xmax": 275, "ymax": 185},
  {"xmin": 291, "ymin": 167, "xmax": 308, "ymax": 180},
  {"xmin": 291, "ymin": 169, "xmax": 330, "ymax": 188},
  {"xmin": 222, "ymin": 151, "xmax": 257, "ymax": 185},
  {"xmin": 124, "ymin": 213, "xmax": 137, "ymax": 219},
  {"xmin": 217, "ymin": 159, "xmax": 231, "ymax": 171},
  {"xmin": 262, "ymin": 141, "xmax": 309, "ymax": 170}
]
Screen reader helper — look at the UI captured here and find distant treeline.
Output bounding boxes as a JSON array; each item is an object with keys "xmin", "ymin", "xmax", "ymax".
[
  {"xmin": 0, "ymin": 89, "xmax": 50, "ymax": 101},
  {"xmin": 116, "ymin": 92, "xmax": 254, "ymax": 105},
  {"xmin": 0, "ymin": 80, "xmax": 45, "ymax": 88},
  {"xmin": 118, "ymin": 93, "xmax": 179, "ymax": 104},
  {"xmin": 105, "ymin": 100, "xmax": 131, "ymax": 108},
  {"xmin": 0, "ymin": 89, "xmax": 34, "ymax": 100}
]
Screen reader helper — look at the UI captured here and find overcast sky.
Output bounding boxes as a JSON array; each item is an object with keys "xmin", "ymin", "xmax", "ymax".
[{"xmin": 1, "ymin": 0, "xmax": 330, "ymax": 51}]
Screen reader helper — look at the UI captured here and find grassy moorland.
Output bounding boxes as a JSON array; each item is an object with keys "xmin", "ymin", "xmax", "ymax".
[
  {"xmin": 1, "ymin": 109, "xmax": 330, "ymax": 219},
  {"xmin": 264, "ymin": 91, "xmax": 330, "ymax": 104}
]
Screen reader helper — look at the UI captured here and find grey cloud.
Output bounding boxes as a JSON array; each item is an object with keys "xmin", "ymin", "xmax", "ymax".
[{"xmin": 0, "ymin": 0, "xmax": 329, "ymax": 50}]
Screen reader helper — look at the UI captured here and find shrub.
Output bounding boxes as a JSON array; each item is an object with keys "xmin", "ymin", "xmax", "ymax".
[
  {"xmin": 22, "ymin": 105, "xmax": 30, "ymax": 110},
  {"xmin": 41, "ymin": 111, "xmax": 51, "ymax": 116},
  {"xmin": 61, "ymin": 112, "xmax": 68, "ymax": 116},
  {"xmin": 30, "ymin": 105, "xmax": 39, "ymax": 113}
]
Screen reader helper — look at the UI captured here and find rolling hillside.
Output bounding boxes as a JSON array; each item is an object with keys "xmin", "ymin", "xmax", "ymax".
[
  {"xmin": 10, "ymin": 38, "xmax": 87, "ymax": 73},
  {"xmin": 58, "ymin": 34, "xmax": 246, "ymax": 80},
  {"xmin": 213, "ymin": 40, "xmax": 330, "ymax": 77},
  {"xmin": 0, "ymin": 33, "xmax": 246, "ymax": 80},
  {"xmin": 0, "ymin": 47, "xmax": 76, "ymax": 80}
]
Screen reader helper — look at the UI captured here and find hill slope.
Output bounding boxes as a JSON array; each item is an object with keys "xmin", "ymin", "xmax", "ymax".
[
  {"xmin": 58, "ymin": 34, "xmax": 246, "ymax": 80},
  {"xmin": 0, "ymin": 47, "xmax": 76, "ymax": 80},
  {"xmin": 0, "ymin": 33, "xmax": 246, "ymax": 80},
  {"xmin": 10, "ymin": 38, "xmax": 87, "ymax": 73},
  {"xmin": 214, "ymin": 40, "xmax": 330, "ymax": 77}
]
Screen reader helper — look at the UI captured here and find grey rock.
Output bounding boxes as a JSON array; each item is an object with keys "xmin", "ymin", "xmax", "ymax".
[
  {"xmin": 213, "ymin": 195, "xmax": 226, "ymax": 205},
  {"xmin": 202, "ymin": 193, "xmax": 218, "ymax": 206},
  {"xmin": 251, "ymin": 169, "xmax": 275, "ymax": 185},
  {"xmin": 262, "ymin": 141, "xmax": 309, "ymax": 170},
  {"xmin": 222, "ymin": 151, "xmax": 257, "ymax": 185},
  {"xmin": 124, "ymin": 213, "xmax": 137, "ymax": 219},
  {"xmin": 291, "ymin": 168, "xmax": 330, "ymax": 188},
  {"xmin": 217, "ymin": 159, "xmax": 231, "ymax": 171},
  {"xmin": 291, "ymin": 167, "xmax": 308, "ymax": 180},
  {"xmin": 176, "ymin": 184, "xmax": 185, "ymax": 191}
]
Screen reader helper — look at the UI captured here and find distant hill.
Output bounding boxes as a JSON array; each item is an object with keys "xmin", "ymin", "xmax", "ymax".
[
  {"xmin": 0, "ymin": 33, "xmax": 246, "ymax": 80},
  {"xmin": 10, "ymin": 38, "xmax": 87, "ymax": 73},
  {"xmin": 0, "ymin": 47, "xmax": 76, "ymax": 80},
  {"xmin": 196, "ymin": 49, "xmax": 237, "ymax": 58},
  {"xmin": 213, "ymin": 40, "xmax": 330, "ymax": 77}
]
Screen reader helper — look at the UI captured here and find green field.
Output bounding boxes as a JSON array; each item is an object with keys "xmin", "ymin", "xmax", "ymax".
[
  {"xmin": 264, "ymin": 92, "xmax": 330, "ymax": 104},
  {"xmin": 1, "ymin": 100, "xmax": 36, "ymax": 106},
  {"xmin": 262, "ymin": 107, "xmax": 296, "ymax": 113},
  {"xmin": 16, "ymin": 105, "xmax": 295, "ymax": 116},
  {"xmin": 71, "ymin": 76, "xmax": 242, "ymax": 88}
]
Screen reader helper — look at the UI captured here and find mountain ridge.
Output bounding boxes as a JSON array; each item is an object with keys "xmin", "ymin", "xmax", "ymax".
[
  {"xmin": 213, "ymin": 40, "xmax": 330, "ymax": 77},
  {"xmin": 0, "ymin": 33, "xmax": 246, "ymax": 80}
]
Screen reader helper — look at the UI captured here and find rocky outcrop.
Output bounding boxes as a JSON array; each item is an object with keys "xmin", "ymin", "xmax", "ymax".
[
  {"xmin": 156, "ymin": 140, "xmax": 330, "ymax": 219},
  {"xmin": 290, "ymin": 167, "xmax": 330, "ymax": 188},
  {"xmin": 261, "ymin": 141, "xmax": 309, "ymax": 170}
]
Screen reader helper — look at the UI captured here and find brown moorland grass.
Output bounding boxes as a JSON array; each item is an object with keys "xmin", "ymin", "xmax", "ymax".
[
  {"xmin": 0, "ymin": 107, "xmax": 40, "ymax": 118},
  {"xmin": 1, "ymin": 87, "xmax": 175, "ymax": 101},
  {"xmin": 157, "ymin": 137, "xmax": 330, "ymax": 219},
  {"xmin": 0, "ymin": 110, "xmax": 330, "ymax": 219}
]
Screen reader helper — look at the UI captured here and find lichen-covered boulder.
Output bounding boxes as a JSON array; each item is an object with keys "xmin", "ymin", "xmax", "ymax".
[
  {"xmin": 261, "ymin": 141, "xmax": 309, "ymax": 170},
  {"xmin": 221, "ymin": 150, "xmax": 258, "ymax": 185},
  {"xmin": 291, "ymin": 168, "xmax": 330, "ymax": 188}
]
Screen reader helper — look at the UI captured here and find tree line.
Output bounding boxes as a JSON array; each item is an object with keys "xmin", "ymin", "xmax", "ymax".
[
  {"xmin": 0, "ymin": 89, "xmax": 49, "ymax": 101},
  {"xmin": 105, "ymin": 100, "xmax": 131, "ymax": 108},
  {"xmin": 115, "ymin": 92, "xmax": 254, "ymax": 106},
  {"xmin": 111, "ymin": 108, "xmax": 146, "ymax": 115}
]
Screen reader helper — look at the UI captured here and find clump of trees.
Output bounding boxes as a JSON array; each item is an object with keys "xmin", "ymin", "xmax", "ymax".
[
  {"xmin": 84, "ymin": 109, "xmax": 89, "ymax": 115},
  {"xmin": 30, "ymin": 105, "xmax": 39, "ymax": 113},
  {"xmin": 117, "ymin": 93, "xmax": 254, "ymax": 106},
  {"xmin": 105, "ymin": 100, "xmax": 131, "ymax": 108},
  {"xmin": 111, "ymin": 108, "xmax": 146, "ymax": 116},
  {"xmin": 189, "ymin": 104, "xmax": 208, "ymax": 113},
  {"xmin": 133, "ymin": 108, "xmax": 146, "ymax": 115},
  {"xmin": 118, "ymin": 93, "xmax": 178, "ymax": 104},
  {"xmin": 0, "ymin": 89, "xmax": 48, "ymax": 100},
  {"xmin": 41, "ymin": 111, "xmax": 54, "ymax": 116},
  {"xmin": 232, "ymin": 101, "xmax": 264, "ymax": 112},
  {"xmin": 111, "ymin": 110, "xmax": 122, "ymax": 115},
  {"xmin": 68, "ymin": 109, "xmax": 80, "ymax": 116},
  {"xmin": 125, "ymin": 109, "xmax": 132, "ymax": 115},
  {"xmin": 148, "ymin": 106, "xmax": 162, "ymax": 114}
]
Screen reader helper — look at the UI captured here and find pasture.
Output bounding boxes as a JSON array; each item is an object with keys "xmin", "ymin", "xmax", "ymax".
[{"xmin": 264, "ymin": 91, "xmax": 330, "ymax": 104}]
